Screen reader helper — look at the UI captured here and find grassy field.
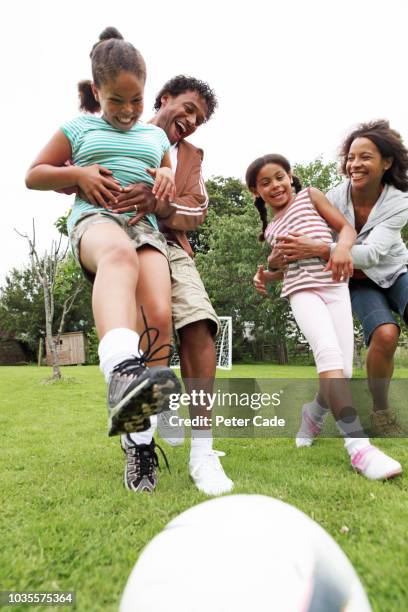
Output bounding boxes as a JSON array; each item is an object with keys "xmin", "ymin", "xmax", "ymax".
[{"xmin": 1, "ymin": 365, "xmax": 408, "ymax": 611}]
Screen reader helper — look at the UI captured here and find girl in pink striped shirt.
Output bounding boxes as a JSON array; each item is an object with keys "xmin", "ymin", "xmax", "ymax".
[{"xmin": 246, "ymin": 154, "xmax": 402, "ymax": 481}]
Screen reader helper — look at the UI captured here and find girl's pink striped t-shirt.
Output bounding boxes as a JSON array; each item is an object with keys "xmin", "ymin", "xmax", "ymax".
[{"xmin": 264, "ymin": 187, "xmax": 342, "ymax": 297}]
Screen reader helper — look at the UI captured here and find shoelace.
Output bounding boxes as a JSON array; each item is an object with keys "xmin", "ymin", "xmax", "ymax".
[
  {"xmin": 125, "ymin": 439, "xmax": 171, "ymax": 478},
  {"xmin": 113, "ymin": 306, "xmax": 174, "ymax": 375},
  {"xmin": 156, "ymin": 442, "xmax": 171, "ymax": 473},
  {"xmin": 127, "ymin": 445, "xmax": 156, "ymax": 479}
]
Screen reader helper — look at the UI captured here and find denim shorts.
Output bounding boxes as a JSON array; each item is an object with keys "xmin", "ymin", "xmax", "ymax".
[{"xmin": 349, "ymin": 273, "xmax": 408, "ymax": 346}]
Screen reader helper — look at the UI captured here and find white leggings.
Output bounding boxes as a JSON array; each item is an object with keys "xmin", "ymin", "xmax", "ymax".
[{"xmin": 289, "ymin": 285, "xmax": 354, "ymax": 378}]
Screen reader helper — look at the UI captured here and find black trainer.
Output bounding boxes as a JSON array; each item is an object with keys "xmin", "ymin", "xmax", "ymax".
[
  {"xmin": 121, "ymin": 436, "xmax": 170, "ymax": 493},
  {"xmin": 107, "ymin": 309, "xmax": 181, "ymax": 437}
]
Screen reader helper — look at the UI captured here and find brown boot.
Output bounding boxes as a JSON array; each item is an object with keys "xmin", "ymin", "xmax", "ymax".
[{"xmin": 371, "ymin": 409, "xmax": 406, "ymax": 437}]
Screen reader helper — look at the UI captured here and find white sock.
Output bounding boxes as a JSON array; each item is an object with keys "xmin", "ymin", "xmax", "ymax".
[
  {"xmin": 343, "ymin": 437, "xmax": 371, "ymax": 457},
  {"xmin": 336, "ymin": 415, "xmax": 370, "ymax": 457},
  {"xmin": 122, "ymin": 416, "xmax": 157, "ymax": 446},
  {"xmin": 98, "ymin": 328, "xmax": 140, "ymax": 382},
  {"xmin": 190, "ymin": 429, "xmax": 213, "ymax": 463}
]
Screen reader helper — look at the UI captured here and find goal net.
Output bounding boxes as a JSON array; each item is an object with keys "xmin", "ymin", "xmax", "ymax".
[{"xmin": 170, "ymin": 316, "xmax": 232, "ymax": 370}]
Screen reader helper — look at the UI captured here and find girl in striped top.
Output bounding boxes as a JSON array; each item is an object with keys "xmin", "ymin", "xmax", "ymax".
[
  {"xmin": 247, "ymin": 154, "xmax": 402, "ymax": 481},
  {"xmin": 25, "ymin": 27, "xmax": 181, "ymax": 441}
]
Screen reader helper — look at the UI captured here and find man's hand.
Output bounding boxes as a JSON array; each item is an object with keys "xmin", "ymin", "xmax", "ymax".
[
  {"xmin": 109, "ymin": 183, "xmax": 157, "ymax": 225},
  {"xmin": 76, "ymin": 165, "xmax": 122, "ymax": 207},
  {"xmin": 325, "ymin": 244, "xmax": 353, "ymax": 282},
  {"xmin": 275, "ymin": 232, "xmax": 330, "ymax": 261}
]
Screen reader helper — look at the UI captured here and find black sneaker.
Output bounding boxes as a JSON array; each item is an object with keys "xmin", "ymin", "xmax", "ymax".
[
  {"xmin": 121, "ymin": 436, "xmax": 170, "ymax": 493},
  {"xmin": 108, "ymin": 361, "xmax": 180, "ymax": 436},
  {"xmin": 107, "ymin": 308, "xmax": 181, "ymax": 436}
]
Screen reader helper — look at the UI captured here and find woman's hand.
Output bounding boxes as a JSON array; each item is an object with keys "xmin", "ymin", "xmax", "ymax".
[
  {"xmin": 275, "ymin": 232, "xmax": 330, "ymax": 261},
  {"xmin": 325, "ymin": 244, "xmax": 354, "ymax": 282},
  {"xmin": 146, "ymin": 167, "xmax": 175, "ymax": 200},
  {"xmin": 267, "ymin": 248, "xmax": 287, "ymax": 270},
  {"xmin": 76, "ymin": 165, "xmax": 122, "ymax": 207}
]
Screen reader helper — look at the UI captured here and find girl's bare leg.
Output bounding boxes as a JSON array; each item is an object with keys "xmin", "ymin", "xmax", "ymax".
[{"xmin": 79, "ymin": 222, "xmax": 139, "ymax": 338}]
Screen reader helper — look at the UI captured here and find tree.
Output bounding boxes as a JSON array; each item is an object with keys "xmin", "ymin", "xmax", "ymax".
[
  {"xmin": 15, "ymin": 223, "xmax": 85, "ymax": 379},
  {"xmin": 55, "ymin": 211, "xmax": 69, "ymax": 237},
  {"xmin": 206, "ymin": 176, "xmax": 252, "ymax": 216},
  {"xmin": 189, "ymin": 176, "xmax": 254, "ymax": 254},
  {"xmin": 293, "ymin": 157, "xmax": 341, "ymax": 192},
  {"xmin": 0, "ymin": 265, "xmax": 45, "ymax": 351},
  {"xmin": 54, "ymin": 256, "xmax": 93, "ymax": 333}
]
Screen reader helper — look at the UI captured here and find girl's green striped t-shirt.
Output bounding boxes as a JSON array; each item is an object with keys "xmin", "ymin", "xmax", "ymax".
[{"xmin": 61, "ymin": 115, "xmax": 170, "ymax": 234}]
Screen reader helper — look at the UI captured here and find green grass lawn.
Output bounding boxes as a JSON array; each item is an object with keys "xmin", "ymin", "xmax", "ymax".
[{"xmin": 1, "ymin": 365, "xmax": 408, "ymax": 611}]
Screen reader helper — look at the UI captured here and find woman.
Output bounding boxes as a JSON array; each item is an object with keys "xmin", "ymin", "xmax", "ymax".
[{"xmin": 268, "ymin": 120, "xmax": 408, "ymax": 437}]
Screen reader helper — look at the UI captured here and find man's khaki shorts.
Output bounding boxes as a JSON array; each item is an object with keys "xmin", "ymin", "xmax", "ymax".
[
  {"xmin": 69, "ymin": 212, "xmax": 168, "ymax": 281},
  {"xmin": 169, "ymin": 243, "xmax": 220, "ymax": 337}
]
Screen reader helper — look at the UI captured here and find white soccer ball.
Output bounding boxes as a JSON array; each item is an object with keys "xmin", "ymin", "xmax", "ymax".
[{"xmin": 120, "ymin": 494, "xmax": 371, "ymax": 612}]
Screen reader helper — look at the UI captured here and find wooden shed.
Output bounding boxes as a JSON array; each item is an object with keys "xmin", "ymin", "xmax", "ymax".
[{"xmin": 45, "ymin": 331, "xmax": 86, "ymax": 366}]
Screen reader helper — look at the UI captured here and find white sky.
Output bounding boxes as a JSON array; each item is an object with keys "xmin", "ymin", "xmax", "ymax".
[{"xmin": 2, "ymin": 0, "xmax": 408, "ymax": 283}]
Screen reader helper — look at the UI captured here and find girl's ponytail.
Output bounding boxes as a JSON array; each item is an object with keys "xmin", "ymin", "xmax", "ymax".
[
  {"xmin": 78, "ymin": 79, "xmax": 100, "ymax": 113},
  {"xmin": 254, "ymin": 196, "xmax": 268, "ymax": 242},
  {"xmin": 292, "ymin": 175, "xmax": 302, "ymax": 193}
]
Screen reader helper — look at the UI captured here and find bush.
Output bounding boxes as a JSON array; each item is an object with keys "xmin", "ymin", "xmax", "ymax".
[{"xmin": 86, "ymin": 327, "xmax": 99, "ymax": 365}]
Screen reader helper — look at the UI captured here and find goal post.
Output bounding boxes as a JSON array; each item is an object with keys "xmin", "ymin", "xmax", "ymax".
[{"xmin": 170, "ymin": 315, "xmax": 232, "ymax": 370}]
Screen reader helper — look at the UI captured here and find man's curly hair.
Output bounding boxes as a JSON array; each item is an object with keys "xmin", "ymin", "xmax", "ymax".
[{"xmin": 154, "ymin": 75, "xmax": 217, "ymax": 121}]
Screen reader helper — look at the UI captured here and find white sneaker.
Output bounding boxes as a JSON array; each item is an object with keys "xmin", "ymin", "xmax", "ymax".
[
  {"xmin": 157, "ymin": 409, "xmax": 185, "ymax": 447},
  {"xmin": 295, "ymin": 401, "xmax": 328, "ymax": 448},
  {"xmin": 351, "ymin": 444, "xmax": 402, "ymax": 480},
  {"xmin": 189, "ymin": 450, "xmax": 234, "ymax": 496}
]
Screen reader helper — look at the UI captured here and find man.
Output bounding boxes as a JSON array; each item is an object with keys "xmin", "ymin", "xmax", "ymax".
[{"xmin": 112, "ymin": 76, "xmax": 233, "ymax": 495}]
